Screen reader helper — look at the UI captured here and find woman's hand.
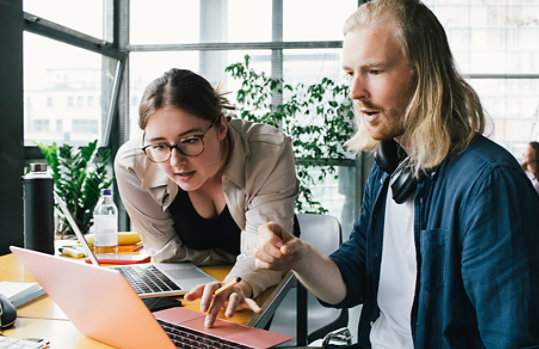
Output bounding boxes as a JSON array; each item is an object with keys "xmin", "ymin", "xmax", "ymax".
[
  {"xmin": 255, "ymin": 221, "xmax": 307, "ymax": 271},
  {"xmin": 184, "ymin": 280, "xmax": 261, "ymax": 328}
]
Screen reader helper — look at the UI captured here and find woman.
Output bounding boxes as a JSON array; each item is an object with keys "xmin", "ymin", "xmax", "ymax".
[
  {"xmin": 114, "ymin": 68, "xmax": 298, "ymax": 327},
  {"xmin": 521, "ymin": 141, "xmax": 539, "ymax": 195}
]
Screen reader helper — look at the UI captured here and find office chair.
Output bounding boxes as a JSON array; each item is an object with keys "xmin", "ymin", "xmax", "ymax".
[{"xmin": 268, "ymin": 213, "xmax": 349, "ymax": 346}]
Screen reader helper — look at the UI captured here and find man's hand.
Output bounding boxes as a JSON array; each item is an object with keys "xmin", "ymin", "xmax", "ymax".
[
  {"xmin": 255, "ymin": 221, "xmax": 347, "ymax": 305},
  {"xmin": 255, "ymin": 221, "xmax": 307, "ymax": 271}
]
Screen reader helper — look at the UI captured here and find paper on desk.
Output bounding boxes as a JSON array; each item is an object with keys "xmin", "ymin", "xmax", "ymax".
[{"xmin": 0, "ymin": 281, "xmax": 46, "ymax": 307}]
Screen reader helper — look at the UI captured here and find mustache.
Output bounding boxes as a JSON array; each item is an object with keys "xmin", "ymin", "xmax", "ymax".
[{"xmin": 353, "ymin": 100, "xmax": 380, "ymax": 111}]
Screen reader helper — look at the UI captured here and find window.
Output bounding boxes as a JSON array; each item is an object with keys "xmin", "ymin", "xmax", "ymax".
[
  {"xmin": 424, "ymin": 0, "xmax": 539, "ymax": 161},
  {"xmin": 127, "ymin": 0, "xmax": 359, "ymax": 227},
  {"xmin": 129, "ymin": 0, "xmax": 275, "ymax": 45},
  {"xmin": 129, "ymin": 50, "xmax": 273, "ymax": 138},
  {"xmin": 21, "ymin": 0, "xmax": 538, "ymax": 233},
  {"xmin": 32, "ymin": 119, "xmax": 50, "ymax": 132},
  {"xmin": 282, "ymin": 48, "xmax": 345, "ymax": 85},
  {"xmin": 72, "ymin": 119, "xmax": 98, "ymax": 134},
  {"xmin": 24, "ymin": 0, "xmax": 112, "ymax": 41},
  {"xmin": 24, "ymin": 32, "xmax": 120, "ymax": 147},
  {"xmin": 130, "ymin": 0, "xmax": 200, "ymax": 45},
  {"xmin": 283, "ymin": 0, "xmax": 355, "ymax": 41}
]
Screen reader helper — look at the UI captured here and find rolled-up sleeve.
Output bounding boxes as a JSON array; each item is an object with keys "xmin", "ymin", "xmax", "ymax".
[{"xmin": 225, "ymin": 131, "xmax": 299, "ymax": 297}]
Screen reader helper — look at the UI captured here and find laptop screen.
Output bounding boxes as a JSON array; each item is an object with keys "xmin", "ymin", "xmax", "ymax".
[{"xmin": 53, "ymin": 191, "xmax": 100, "ymax": 266}]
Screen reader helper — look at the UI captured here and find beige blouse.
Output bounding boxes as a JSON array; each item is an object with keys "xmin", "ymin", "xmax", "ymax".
[{"xmin": 114, "ymin": 119, "xmax": 298, "ymax": 297}]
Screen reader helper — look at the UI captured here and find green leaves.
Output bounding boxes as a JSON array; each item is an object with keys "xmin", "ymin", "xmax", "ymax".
[
  {"xmin": 36, "ymin": 140, "xmax": 113, "ymax": 236},
  {"xmin": 226, "ymin": 55, "xmax": 355, "ymax": 214}
]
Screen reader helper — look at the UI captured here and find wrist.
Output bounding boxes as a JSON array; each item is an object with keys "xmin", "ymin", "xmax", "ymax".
[
  {"xmin": 292, "ymin": 241, "xmax": 314, "ymax": 274},
  {"xmin": 233, "ymin": 280, "xmax": 253, "ymax": 298}
]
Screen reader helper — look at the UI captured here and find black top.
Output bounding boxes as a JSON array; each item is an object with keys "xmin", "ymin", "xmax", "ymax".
[{"xmin": 168, "ymin": 189, "xmax": 241, "ymax": 255}]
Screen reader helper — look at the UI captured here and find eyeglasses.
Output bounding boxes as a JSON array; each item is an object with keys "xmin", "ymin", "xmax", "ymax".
[{"xmin": 142, "ymin": 116, "xmax": 220, "ymax": 163}]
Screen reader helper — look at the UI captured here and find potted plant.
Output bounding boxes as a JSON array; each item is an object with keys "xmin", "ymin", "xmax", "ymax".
[
  {"xmin": 225, "ymin": 55, "xmax": 355, "ymax": 213},
  {"xmin": 37, "ymin": 140, "xmax": 113, "ymax": 238}
]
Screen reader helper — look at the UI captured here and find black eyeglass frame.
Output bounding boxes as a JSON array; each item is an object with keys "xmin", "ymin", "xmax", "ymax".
[{"xmin": 141, "ymin": 115, "xmax": 221, "ymax": 163}]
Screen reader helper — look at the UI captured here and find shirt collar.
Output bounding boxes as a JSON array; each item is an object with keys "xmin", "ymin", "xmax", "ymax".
[{"xmin": 221, "ymin": 121, "xmax": 247, "ymax": 188}]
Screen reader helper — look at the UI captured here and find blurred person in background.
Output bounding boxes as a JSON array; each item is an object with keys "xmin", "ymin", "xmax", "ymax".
[{"xmin": 521, "ymin": 141, "xmax": 539, "ymax": 195}]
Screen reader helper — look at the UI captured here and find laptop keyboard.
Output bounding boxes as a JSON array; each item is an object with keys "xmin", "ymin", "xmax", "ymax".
[
  {"xmin": 113, "ymin": 264, "xmax": 182, "ymax": 295},
  {"xmin": 158, "ymin": 320, "xmax": 252, "ymax": 349}
]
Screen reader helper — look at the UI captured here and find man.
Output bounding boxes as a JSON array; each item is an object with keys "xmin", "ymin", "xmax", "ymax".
[{"xmin": 255, "ymin": 0, "xmax": 539, "ymax": 348}]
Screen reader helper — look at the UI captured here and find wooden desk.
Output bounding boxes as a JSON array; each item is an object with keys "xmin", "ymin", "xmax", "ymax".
[
  {"xmin": 0, "ymin": 252, "xmax": 288, "ymax": 348},
  {"xmin": 5, "ymin": 317, "xmax": 111, "ymax": 349}
]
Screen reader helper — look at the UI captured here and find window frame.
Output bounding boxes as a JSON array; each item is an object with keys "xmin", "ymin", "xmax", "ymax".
[{"xmin": 23, "ymin": 3, "xmax": 127, "ymax": 159}]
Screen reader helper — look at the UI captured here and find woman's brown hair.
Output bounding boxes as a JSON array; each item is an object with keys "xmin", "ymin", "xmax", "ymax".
[{"xmin": 138, "ymin": 68, "xmax": 234, "ymax": 130}]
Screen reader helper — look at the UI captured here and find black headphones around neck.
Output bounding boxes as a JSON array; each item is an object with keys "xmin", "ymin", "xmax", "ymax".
[{"xmin": 374, "ymin": 140, "xmax": 417, "ymax": 204}]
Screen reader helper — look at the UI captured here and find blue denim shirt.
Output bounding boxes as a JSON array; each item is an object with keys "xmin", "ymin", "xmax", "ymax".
[{"xmin": 329, "ymin": 135, "xmax": 539, "ymax": 348}]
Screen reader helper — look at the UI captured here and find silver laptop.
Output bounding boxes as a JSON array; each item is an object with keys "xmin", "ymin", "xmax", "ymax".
[
  {"xmin": 10, "ymin": 246, "xmax": 292, "ymax": 349},
  {"xmin": 53, "ymin": 191, "xmax": 217, "ymax": 298}
]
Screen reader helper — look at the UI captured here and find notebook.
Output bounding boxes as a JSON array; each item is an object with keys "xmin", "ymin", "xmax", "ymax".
[
  {"xmin": 53, "ymin": 191, "xmax": 217, "ymax": 298},
  {"xmin": 0, "ymin": 281, "xmax": 45, "ymax": 307},
  {"xmin": 10, "ymin": 246, "xmax": 291, "ymax": 349}
]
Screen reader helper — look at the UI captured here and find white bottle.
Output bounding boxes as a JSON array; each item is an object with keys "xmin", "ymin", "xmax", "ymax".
[{"xmin": 93, "ymin": 189, "xmax": 118, "ymax": 254}]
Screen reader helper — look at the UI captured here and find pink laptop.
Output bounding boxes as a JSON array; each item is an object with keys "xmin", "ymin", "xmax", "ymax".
[{"xmin": 10, "ymin": 246, "xmax": 291, "ymax": 349}]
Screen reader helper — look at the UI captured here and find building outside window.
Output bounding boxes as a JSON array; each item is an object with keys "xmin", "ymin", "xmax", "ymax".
[
  {"xmin": 72, "ymin": 119, "xmax": 98, "ymax": 135},
  {"xmin": 23, "ymin": 0, "xmax": 118, "ymax": 147},
  {"xmin": 424, "ymin": 0, "xmax": 539, "ymax": 159},
  {"xmin": 32, "ymin": 119, "xmax": 50, "ymax": 133}
]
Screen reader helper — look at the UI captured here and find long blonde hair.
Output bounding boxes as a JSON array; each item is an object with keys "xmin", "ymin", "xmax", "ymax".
[{"xmin": 344, "ymin": 0, "xmax": 485, "ymax": 172}]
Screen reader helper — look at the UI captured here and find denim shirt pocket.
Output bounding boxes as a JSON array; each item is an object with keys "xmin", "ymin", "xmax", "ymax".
[{"xmin": 419, "ymin": 228, "xmax": 448, "ymax": 292}]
